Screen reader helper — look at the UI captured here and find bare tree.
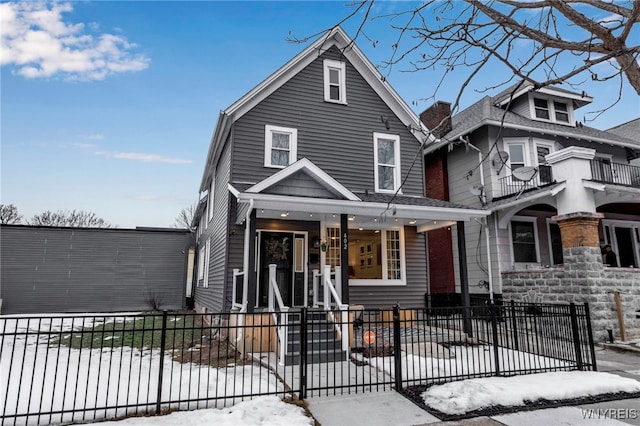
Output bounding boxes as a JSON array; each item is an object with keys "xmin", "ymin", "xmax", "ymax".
[
  {"xmin": 30, "ymin": 210, "xmax": 112, "ymax": 228},
  {"xmin": 291, "ymin": 0, "xmax": 639, "ymax": 120},
  {"xmin": 175, "ymin": 203, "xmax": 197, "ymax": 229},
  {"xmin": 0, "ymin": 204, "xmax": 23, "ymax": 224}
]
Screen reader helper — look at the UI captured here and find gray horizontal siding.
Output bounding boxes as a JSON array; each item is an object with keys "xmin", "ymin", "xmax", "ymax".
[
  {"xmin": 0, "ymin": 225, "xmax": 189, "ymax": 314},
  {"xmin": 349, "ymin": 226, "xmax": 427, "ymax": 309},
  {"xmin": 265, "ymin": 171, "xmax": 340, "ymax": 198},
  {"xmin": 194, "ymin": 140, "xmax": 232, "ymax": 313},
  {"xmin": 231, "ymin": 46, "xmax": 423, "ymax": 197}
]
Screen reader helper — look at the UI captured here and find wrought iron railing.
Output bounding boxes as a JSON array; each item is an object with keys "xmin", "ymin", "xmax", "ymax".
[
  {"xmin": 590, "ymin": 159, "xmax": 640, "ymax": 187},
  {"xmin": 1, "ymin": 301, "xmax": 596, "ymax": 425},
  {"xmin": 497, "ymin": 165, "xmax": 553, "ymax": 199}
]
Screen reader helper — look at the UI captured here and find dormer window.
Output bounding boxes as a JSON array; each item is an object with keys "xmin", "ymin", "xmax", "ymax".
[
  {"xmin": 531, "ymin": 96, "xmax": 572, "ymax": 124},
  {"xmin": 323, "ymin": 59, "xmax": 346, "ymax": 104}
]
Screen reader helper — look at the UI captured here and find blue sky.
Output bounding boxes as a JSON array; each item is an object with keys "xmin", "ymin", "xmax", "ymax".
[{"xmin": 2, "ymin": 1, "xmax": 638, "ymax": 228}]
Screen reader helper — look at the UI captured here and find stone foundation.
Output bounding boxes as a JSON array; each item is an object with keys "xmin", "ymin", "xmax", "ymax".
[{"xmin": 502, "ymin": 247, "xmax": 640, "ymax": 342}]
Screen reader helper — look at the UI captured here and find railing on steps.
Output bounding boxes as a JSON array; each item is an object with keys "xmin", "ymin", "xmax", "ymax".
[
  {"xmin": 320, "ymin": 265, "xmax": 349, "ymax": 355},
  {"xmin": 268, "ymin": 264, "xmax": 290, "ymax": 366}
]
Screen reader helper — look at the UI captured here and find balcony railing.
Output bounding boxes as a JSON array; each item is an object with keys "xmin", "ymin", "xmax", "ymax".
[
  {"xmin": 590, "ymin": 159, "xmax": 640, "ymax": 187},
  {"xmin": 497, "ymin": 165, "xmax": 553, "ymax": 199}
]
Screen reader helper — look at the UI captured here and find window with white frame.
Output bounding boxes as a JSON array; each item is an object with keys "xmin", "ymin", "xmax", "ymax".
[
  {"xmin": 265, "ymin": 125, "xmax": 297, "ymax": 168},
  {"xmin": 207, "ymin": 178, "xmax": 215, "ymax": 222},
  {"xmin": 531, "ymin": 96, "xmax": 572, "ymax": 124},
  {"xmin": 374, "ymin": 132, "xmax": 401, "ymax": 193},
  {"xmin": 346, "ymin": 227, "xmax": 405, "ymax": 285},
  {"xmin": 323, "ymin": 59, "xmax": 346, "ymax": 103},
  {"xmin": 202, "ymin": 239, "xmax": 210, "ymax": 288},
  {"xmin": 197, "ymin": 246, "xmax": 205, "ymax": 282},
  {"xmin": 506, "ymin": 141, "xmax": 528, "ymax": 178},
  {"xmin": 510, "ymin": 218, "xmax": 539, "ymax": 263}
]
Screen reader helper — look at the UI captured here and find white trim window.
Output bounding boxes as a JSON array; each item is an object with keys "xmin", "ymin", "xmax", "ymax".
[
  {"xmin": 207, "ymin": 178, "xmax": 215, "ymax": 222},
  {"xmin": 197, "ymin": 246, "xmax": 205, "ymax": 283},
  {"xmin": 347, "ymin": 227, "xmax": 406, "ymax": 286},
  {"xmin": 264, "ymin": 125, "xmax": 297, "ymax": 168},
  {"xmin": 323, "ymin": 59, "xmax": 346, "ymax": 104},
  {"xmin": 374, "ymin": 132, "xmax": 401, "ymax": 193},
  {"xmin": 202, "ymin": 239, "xmax": 211, "ymax": 288},
  {"xmin": 509, "ymin": 217, "xmax": 540, "ymax": 264},
  {"xmin": 530, "ymin": 95, "xmax": 573, "ymax": 125},
  {"xmin": 505, "ymin": 139, "xmax": 530, "ymax": 178}
]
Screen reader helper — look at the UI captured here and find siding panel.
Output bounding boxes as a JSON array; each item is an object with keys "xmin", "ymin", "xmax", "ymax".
[{"xmin": 0, "ymin": 225, "xmax": 189, "ymax": 314}]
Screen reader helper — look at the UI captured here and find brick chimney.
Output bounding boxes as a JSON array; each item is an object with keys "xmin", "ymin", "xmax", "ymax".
[{"xmin": 420, "ymin": 101, "xmax": 452, "ymax": 139}]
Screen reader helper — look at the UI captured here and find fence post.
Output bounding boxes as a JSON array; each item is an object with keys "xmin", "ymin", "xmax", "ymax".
[
  {"xmin": 156, "ymin": 310, "xmax": 168, "ymax": 415},
  {"xmin": 299, "ymin": 307, "xmax": 308, "ymax": 400},
  {"xmin": 584, "ymin": 302, "xmax": 598, "ymax": 371},
  {"xmin": 393, "ymin": 304, "xmax": 403, "ymax": 391},
  {"xmin": 510, "ymin": 300, "xmax": 519, "ymax": 352},
  {"xmin": 569, "ymin": 303, "xmax": 584, "ymax": 371},
  {"xmin": 490, "ymin": 302, "xmax": 501, "ymax": 377}
]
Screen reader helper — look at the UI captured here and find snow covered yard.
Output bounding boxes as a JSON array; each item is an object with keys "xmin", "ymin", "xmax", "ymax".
[{"xmin": 0, "ymin": 315, "xmax": 287, "ymax": 425}]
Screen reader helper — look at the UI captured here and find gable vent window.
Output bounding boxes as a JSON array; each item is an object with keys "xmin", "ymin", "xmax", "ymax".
[
  {"xmin": 323, "ymin": 59, "xmax": 346, "ymax": 104},
  {"xmin": 264, "ymin": 125, "xmax": 297, "ymax": 168}
]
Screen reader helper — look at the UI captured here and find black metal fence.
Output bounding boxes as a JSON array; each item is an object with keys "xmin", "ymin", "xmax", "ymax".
[{"xmin": 0, "ymin": 301, "xmax": 595, "ymax": 425}]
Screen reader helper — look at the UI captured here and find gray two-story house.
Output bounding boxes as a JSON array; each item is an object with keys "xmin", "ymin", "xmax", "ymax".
[{"xmin": 193, "ymin": 27, "xmax": 487, "ymax": 315}]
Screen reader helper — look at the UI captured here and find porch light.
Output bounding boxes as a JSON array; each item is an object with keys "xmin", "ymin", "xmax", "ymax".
[
  {"xmin": 280, "ymin": 212, "xmax": 289, "ymax": 217},
  {"xmin": 409, "ymin": 220, "xmax": 416, "ymax": 225},
  {"xmin": 358, "ymin": 228, "xmax": 363, "ymax": 231},
  {"xmin": 349, "ymin": 216, "xmax": 355, "ymax": 221},
  {"xmin": 374, "ymin": 230, "xmax": 380, "ymax": 233}
]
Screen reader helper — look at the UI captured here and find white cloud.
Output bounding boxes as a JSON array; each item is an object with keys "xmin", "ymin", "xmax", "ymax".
[
  {"xmin": 96, "ymin": 151, "xmax": 192, "ymax": 164},
  {"xmin": 0, "ymin": 1, "xmax": 149, "ymax": 80}
]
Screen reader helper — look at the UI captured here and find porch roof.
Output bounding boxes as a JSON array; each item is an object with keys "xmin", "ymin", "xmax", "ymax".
[{"xmin": 232, "ymin": 185, "xmax": 489, "ymax": 231}]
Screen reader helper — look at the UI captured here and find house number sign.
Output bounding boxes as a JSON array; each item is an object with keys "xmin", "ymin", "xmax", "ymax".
[{"xmin": 343, "ymin": 232, "xmax": 348, "ymax": 250}]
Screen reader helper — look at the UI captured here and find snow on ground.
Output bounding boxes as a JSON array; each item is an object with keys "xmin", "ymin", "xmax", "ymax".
[
  {"xmin": 91, "ymin": 396, "xmax": 313, "ymax": 426},
  {"xmin": 4, "ymin": 316, "xmax": 640, "ymax": 425},
  {"xmin": 421, "ymin": 371, "xmax": 640, "ymax": 415},
  {"xmin": 356, "ymin": 344, "xmax": 569, "ymax": 380}
]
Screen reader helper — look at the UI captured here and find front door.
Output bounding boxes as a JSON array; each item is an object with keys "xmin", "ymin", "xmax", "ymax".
[
  {"xmin": 614, "ymin": 227, "xmax": 636, "ymax": 268},
  {"xmin": 258, "ymin": 231, "xmax": 307, "ymax": 307}
]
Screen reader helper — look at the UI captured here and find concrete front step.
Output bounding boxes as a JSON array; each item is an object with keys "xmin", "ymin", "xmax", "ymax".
[{"xmin": 284, "ymin": 350, "xmax": 347, "ymax": 365}]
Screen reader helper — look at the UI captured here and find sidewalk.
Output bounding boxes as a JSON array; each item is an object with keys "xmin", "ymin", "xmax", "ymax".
[
  {"xmin": 305, "ymin": 345, "xmax": 640, "ymax": 426},
  {"xmin": 306, "ymin": 389, "xmax": 640, "ymax": 426}
]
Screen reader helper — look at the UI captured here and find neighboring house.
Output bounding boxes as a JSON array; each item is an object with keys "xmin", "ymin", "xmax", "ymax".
[
  {"xmin": 422, "ymin": 81, "xmax": 640, "ymax": 339},
  {"xmin": 192, "ymin": 27, "xmax": 488, "ymax": 315}
]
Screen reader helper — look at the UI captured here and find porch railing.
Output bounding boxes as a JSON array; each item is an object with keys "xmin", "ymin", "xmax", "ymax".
[
  {"xmin": 590, "ymin": 159, "xmax": 640, "ymax": 187},
  {"xmin": 321, "ymin": 265, "xmax": 349, "ymax": 354},
  {"xmin": 268, "ymin": 264, "xmax": 289, "ymax": 365},
  {"xmin": 496, "ymin": 165, "xmax": 553, "ymax": 199}
]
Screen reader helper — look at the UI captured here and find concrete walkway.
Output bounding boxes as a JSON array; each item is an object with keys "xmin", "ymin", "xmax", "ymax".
[{"xmin": 304, "ymin": 345, "xmax": 640, "ymax": 426}]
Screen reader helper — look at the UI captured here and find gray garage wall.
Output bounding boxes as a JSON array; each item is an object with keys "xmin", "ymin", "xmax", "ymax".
[{"xmin": 0, "ymin": 225, "xmax": 191, "ymax": 314}]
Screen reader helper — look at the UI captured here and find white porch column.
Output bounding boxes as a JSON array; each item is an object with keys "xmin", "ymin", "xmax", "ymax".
[{"xmin": 546, "ymin": 146, "xmax": 597, "ymax": 215}]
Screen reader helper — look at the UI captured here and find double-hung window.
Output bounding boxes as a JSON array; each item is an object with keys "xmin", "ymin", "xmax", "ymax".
[
  {"xmin": 265, "ymin": 125, "xmax": 297, "ymax": 168},
  {"xmin": 323, "ymin": 59, "xmax": 346, "ymax": 104},
  {"xmin": 374, "ymin": 132, "xmax": 401, "ymax": 193}
]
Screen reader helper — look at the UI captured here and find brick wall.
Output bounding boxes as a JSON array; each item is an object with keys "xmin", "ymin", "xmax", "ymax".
[
  {"xmin": 502, "ymin": 247, "xmax": 640, "ymax": 342},
  {"xmin": 425, "ymin": 150, "xmax": 455, "ymax": 293}
]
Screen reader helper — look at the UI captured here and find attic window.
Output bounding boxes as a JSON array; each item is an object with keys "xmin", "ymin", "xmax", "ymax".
[
  {"xmin": 323, "ymin": 59, "xmax": 346, "ymax": 104},
  {"xmin": 532, "ymin": 96, "xmax": 572, "ymax": 124},
  {"xmin": 265, "ymin": 125, "xmax": 297, "ymax": 168}
]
